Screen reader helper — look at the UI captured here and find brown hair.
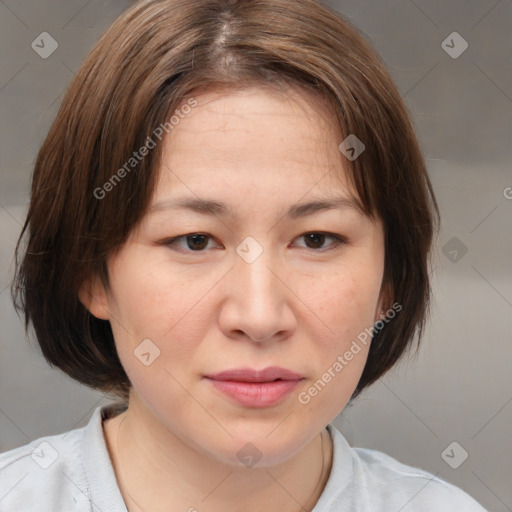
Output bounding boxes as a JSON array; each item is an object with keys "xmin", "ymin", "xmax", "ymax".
[{"xmin": 11, "ymin": 0, "xmax": 439, "ymax": 403}]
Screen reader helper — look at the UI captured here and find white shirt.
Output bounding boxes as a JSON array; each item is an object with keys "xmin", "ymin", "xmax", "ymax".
[{"xmin": 0, "ymin": 403, "xmax": 486, "ymax": 511}]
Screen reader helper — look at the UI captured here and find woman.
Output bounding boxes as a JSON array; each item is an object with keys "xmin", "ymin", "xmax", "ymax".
[{"xmin": 1, "ymin": 0, "xmax": 485, "ymax": 510}]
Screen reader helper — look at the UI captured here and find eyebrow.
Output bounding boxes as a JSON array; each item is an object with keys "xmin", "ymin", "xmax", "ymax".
[{"xmin": 149, "ymin": 195, "xmax": 365, "ymax": 220}]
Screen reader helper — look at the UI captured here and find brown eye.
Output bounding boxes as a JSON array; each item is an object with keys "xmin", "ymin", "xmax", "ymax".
[
  {"xmin": 185, "ymin": 234, "xmax": 209, "ymax": 250},
  {"xmin": 294, "ymin": 232, "xmax": 346, "ymax": 251},
  {"xmin": 163, "ymin": 233, "xmax": 217, "ymax": 252},
  {"xmin": 304, "ymin": 233, "xmax": 326, "ymax": 249}
]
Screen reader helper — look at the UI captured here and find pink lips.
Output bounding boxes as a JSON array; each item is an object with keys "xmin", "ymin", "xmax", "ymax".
[{"xmin": 205, "ymin": 367, "xmax": 304, "ymax": 407}]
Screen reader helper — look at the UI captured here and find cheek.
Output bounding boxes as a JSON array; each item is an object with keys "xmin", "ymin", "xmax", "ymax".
[
  {"xmin": 105, "ymin": 253, "xmax": 225, "ymax": 391},
  {"xmin": 291, "ymin": 257, "xmax": 381, "ymax": 411},
  {"xmin": 106, "ymin": 263, "xmax": 213, "ymax": 417},
  {"xmin": 108, "ymin": 252, "xmax": 217, "ymax": 338},
  {"xmin": 294, "ymin": 271, "xmax": 375, "ymax": 419},
  {"xmin": 295, "ymin": 260, "xmax": 382, "ymax": 344}
]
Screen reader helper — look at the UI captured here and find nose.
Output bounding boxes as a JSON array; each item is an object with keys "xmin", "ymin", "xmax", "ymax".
[{"xmin": 218, "ymin": 242, "xmax": 296, "ymax": 343}]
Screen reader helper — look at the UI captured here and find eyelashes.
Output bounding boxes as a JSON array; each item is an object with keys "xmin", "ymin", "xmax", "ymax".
[
  {"xmin": 292, "ymin": 232, "xmax": 347, "ymax": 251},
  {"xmin": 160, "ymin": 231, "xmax": 347, "ymax": 253}
]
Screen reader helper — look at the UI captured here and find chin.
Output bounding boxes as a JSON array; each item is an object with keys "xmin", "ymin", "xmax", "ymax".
[{"xmin": 212, "ymin": 426, "xmax": 310, "ymax": 469}]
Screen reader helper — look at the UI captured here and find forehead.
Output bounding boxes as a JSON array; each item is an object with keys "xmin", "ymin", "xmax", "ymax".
[{"xmin": 154, "ymin": 86, "xmax": 357, "ymax": 203}]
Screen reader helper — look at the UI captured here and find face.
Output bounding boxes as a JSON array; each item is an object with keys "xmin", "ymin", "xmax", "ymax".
[{"xmin": 85, "ymin": 86, "xmax": 386, "ymax": 467}]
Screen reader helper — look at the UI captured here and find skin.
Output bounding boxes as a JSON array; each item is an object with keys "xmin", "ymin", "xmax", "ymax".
[{"xmin": 80, "ymin": 85, "xmax": 387, "ymax": 512}]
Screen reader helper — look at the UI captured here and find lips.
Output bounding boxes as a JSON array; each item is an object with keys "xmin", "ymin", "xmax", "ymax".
[
  {"xmin": 205, "ymin": 366, "xmax": 304, "ymax": 383},
  {"xmin": 204, "ymin": 367, "xmax": 304, "ymax": 407}
]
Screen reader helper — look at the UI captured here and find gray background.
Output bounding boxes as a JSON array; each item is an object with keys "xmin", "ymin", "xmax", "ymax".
[{"xmin": 1, "ymin": 0, "xmax": 511, "ymax": 510}]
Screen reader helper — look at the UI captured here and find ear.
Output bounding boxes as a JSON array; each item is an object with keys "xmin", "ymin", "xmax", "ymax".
[{"xmin": 78, "ymin": 274, "xmax": 111, "ymax": 320}]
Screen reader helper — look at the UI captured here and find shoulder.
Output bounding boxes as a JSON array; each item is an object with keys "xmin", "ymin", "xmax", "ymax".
[
  {"xmin": 0, "ymin": 403, "xmax": 128, "ymax": 512},
  {"xmin": 324, "ymin": 424, "xmax": 486, "ymax": 511},
  {"xmin": 0, "ymin": 406, "xmax": 118, "ymax": 512},
  {"xmin": 0, "ymin": 426, "xmax": 88, "ymax": 511},
  {"xmin": 352, "ymin": 446, "xmax": 486, "ymax": 510}
]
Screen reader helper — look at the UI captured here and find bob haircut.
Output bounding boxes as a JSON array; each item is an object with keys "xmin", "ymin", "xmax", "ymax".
[{"xmin": 12, "ymin": 0, "xmax": 440, "ymax": 403}]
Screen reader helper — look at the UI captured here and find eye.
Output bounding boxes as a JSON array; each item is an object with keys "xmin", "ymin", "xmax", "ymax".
[
  {"xmin": 293, "ymin": 232, "xmax": 346, "ymax": 251},
  {"xmin": 162, "ymin": 233, "xmax": 219, "ymax": 252}
]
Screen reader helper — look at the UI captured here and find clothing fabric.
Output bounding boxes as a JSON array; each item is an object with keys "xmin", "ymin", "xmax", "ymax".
[{"xmin": 0, "ymin": 403, "xmax": 486, "ymax": 511}]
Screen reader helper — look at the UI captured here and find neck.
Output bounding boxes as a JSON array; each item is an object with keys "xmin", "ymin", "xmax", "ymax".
[{"xmin": 103, "ymin": 398, "xmax": 333, "ymax": 512}]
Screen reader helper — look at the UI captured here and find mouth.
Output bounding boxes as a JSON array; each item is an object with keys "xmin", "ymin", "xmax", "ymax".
[
  {"xmin": 204, "ymin": 367, "xmax": 305, "ymax": 407},
  {"xmin": 205, "ymin": 366, "xmax": 304, "ymax": 383}
]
